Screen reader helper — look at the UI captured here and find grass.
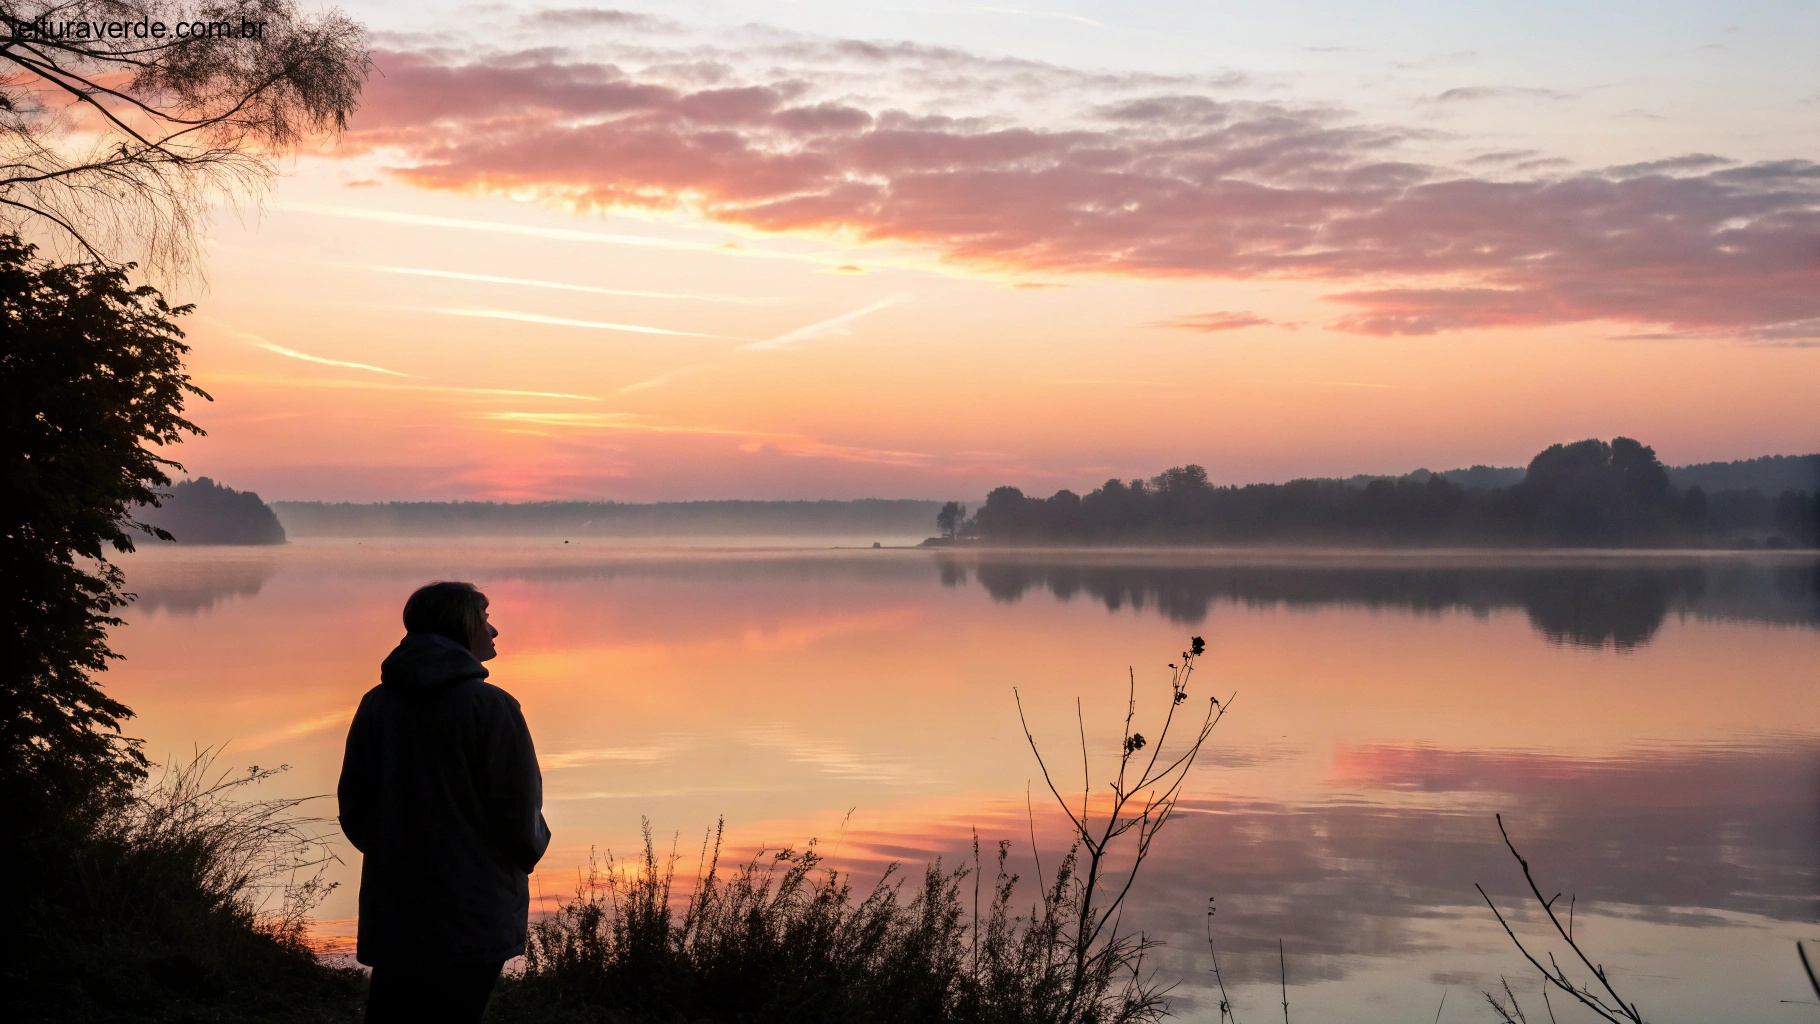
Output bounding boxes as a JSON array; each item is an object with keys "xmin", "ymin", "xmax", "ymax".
[
  {"xmin": 9, "ymin": 765, "xmax": 1171, "ymax": 1024},
  {"xmin": 491, "ymin": 823, "xmax": 1165, "ymax": 1024},
  {"xmin": 5, "ymin": 753, "xmax": 365, "ymax": 1023}
]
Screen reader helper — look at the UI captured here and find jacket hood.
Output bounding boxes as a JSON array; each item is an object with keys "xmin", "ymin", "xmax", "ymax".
[{"xmin": 380, "ymin": 632, "xmax": 489, "ymax": 691}]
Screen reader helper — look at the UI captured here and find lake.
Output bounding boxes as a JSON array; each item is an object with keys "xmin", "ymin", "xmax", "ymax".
[{"xmin": 111, "ymin": 541, "xmax": 1820, "ymax": 1022}]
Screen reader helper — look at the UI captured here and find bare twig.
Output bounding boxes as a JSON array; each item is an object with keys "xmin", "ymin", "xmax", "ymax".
[
  {"xmin": 1476, "ymin": 815, "xmax": 1645, "ymax": 1023},
  {"xmin": 1205, "ymin": 897, "xmax": 1239, "ymax": 1024},
  {"xmin": 1017, "ymin": 636, "xmax": 1229, "ymax": 1024},
  {"xmin": 1278, "ymin": 938, "xmax": 1289, "ymax": 1024},
  {"xmin": 0, "ymin": 0, "xmax": 372, "ymax": 277}
]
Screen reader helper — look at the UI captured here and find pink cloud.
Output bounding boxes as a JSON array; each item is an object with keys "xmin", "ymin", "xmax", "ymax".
[
  {"xmin": 1148, "ymin": 311, "xmax": 1273, "ymax": 332},
  {"xmin": 346, "ymin": 48, "xmax": 1820, "ymax": 338}
]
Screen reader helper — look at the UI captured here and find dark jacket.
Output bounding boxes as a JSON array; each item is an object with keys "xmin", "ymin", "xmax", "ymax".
[{"xmin": 337, "ymin": 632, "xmax": 552, "ymax": 966}]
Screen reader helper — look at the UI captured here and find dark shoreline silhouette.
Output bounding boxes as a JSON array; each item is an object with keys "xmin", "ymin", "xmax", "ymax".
[
  {"xmin": 948, "ymin": 439, "xmax": 1819, "ymax": 550},
  {"xmin": 135, "ymin": 477, "xmax": 287, "ymax": 545}
]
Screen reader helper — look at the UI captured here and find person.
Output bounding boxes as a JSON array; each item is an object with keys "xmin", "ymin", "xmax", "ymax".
[{"xmin": 338, "ymin": 581, "xmax": 551, "ymax": 1023}]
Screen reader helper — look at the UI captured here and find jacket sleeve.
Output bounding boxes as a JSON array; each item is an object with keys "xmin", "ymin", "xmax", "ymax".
[
  {"xmin": 336, "ymin": 695, "xmax": 375, "ymax": 854},
  {"xmin": 486, "ymin": 694, "xmax": 552, "ymax": 874}
]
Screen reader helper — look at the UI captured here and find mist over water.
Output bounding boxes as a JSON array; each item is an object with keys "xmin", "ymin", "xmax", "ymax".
[{"xmin": 111, "ymin": 541, "xmax": 1819, "ymax": 1022}]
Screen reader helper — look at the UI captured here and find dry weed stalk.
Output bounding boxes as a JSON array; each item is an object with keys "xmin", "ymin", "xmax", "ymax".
[
  {"xmin": 1477, "ymin": 814, "xmax": 1645, "ymax": 1024},
  {"xmin": 1015, "ymin": 635, "xmax": 1234, "ymax": 1023}
]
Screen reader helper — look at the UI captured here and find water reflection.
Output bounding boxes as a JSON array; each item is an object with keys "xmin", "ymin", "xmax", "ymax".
[
  {"xmin": 104, "ymin": 543, "xmax": 1820, "ymax": 1021},
  {"xmin": 829, "ymin": 738, "xmax": 1820, "ymax": 992},
  {"xmin": 939, "ymin": 554, "xmax": 1820, "ymax": 649},
  {"xmin": 126, "ymin": 551, "xmax": 277, "ymax": 615}
]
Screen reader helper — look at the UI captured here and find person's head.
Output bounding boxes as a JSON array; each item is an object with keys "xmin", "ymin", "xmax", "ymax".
[{"xmin": 402, "ymin": 581, "xmax": 498, "ymax": 661}]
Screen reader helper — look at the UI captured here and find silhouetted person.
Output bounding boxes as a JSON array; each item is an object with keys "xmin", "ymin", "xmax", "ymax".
[{"xmin": 338, "ymin": 581, "xmax": 551, "ymax": 1023}]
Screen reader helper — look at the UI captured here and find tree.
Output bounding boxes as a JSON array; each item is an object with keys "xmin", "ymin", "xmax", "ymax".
[
  {"xmin": 0, "ymin": 232, "xmax": 205, "ymax": 825},
  {"xmin": 1519, "ymin": 437, "xmax": 1679, "ymax": 544},
  {"xmin": 935, "ymin": 500, "xmax": 966, "ymax": 541},
  {"xmin": 134, "ymin": 475, "xmax": 286, "ymax": 544},
  {"xmin": 1, "ymin": 0, "xmax": 371, "ymax": 275}
]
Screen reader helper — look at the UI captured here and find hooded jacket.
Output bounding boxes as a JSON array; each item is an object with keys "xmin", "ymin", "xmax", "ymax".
[{"xmin": 337, "ymin": 632, "xmax": 552, "ymax": 966}]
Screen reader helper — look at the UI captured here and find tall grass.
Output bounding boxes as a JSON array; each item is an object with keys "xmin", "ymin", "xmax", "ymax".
[
  {"xmin": 7, "ymin": 751, "xmax": 363, "ymax": 1023},
  {"xmin": 496, "ymin": 822, "xmax": 1165, "ymax": 1024}
]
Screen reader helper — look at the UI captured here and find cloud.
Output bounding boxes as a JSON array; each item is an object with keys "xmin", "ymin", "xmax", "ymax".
[
  {"xmin": 278, "ymin": 203, "xmax": 827, "ymax": 265},
  {"xmin": 358, "ymin": 265, "xmax": 786, "ymax": 304},
  {"xmin": 238, "ymin": 707, "xmax": 355, "ymax": 750},
  {"xmin": 1427, "ymin": 85, "xmax": 1574, "ymax": 104},
  {"xmin": 608, "ymin": 295, "xmax": 907, "ymax": 396},
  {"xmin": 215, "ymin": 322, "xmax": 413, "ymax": 376},
  {"xmin": 210, "ymin": 372, "xmax": 600, "ymax": 402},
  {"xmin": 744, "ymin": 295, "xmax": 909, "ymax": 350},
  {"xmin": 526, "ymin": 8, "xmax": 679, "ymax": 32},
  {"xmin": 1147, "ymin": 310, "xmax": 1272, "ymax": 332},
  {"xmin": 344, "ymin": 45, "xmax": 1820, "ymax": 338},
  {"xmin": 245, "ymin": 337, "xmax": 413, "ymax": 376},
  {"xmin": 1045, "ymin": 378, "xmax": 1166, "ymax": 386},
  {"xmin": 615, "ymin": 363, "xmax": 711, "ymax": 394},
  {"xmin": 412, "ymin": 306, "xmax": 735, "ymax": 338},
  {"xmin": 1744, "ymin": 317, "xmax": 1820, "ymax": 342},
  {"xmin": 480, "ymin": 411, "xmax": 935, "ymax": 466},
  {"xmin": 1286, "ymin": 379, "xmax": 1391, "ymax": 388}
]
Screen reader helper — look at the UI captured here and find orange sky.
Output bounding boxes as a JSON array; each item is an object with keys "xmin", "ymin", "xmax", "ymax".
[{"xmin": 98, "ymin": 6, "xmax": 1820, "ymax": 501}]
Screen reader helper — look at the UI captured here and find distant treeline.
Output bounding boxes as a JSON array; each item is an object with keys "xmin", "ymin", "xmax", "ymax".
[
  {"xmin": 1319, "ymin": 453, "xmax": 1819, "ymax": 494},
  {"xmin": 273, "ymin": 498, "xmax": 943, "ymax": 538},
  {"xmin": 135, "ymin": 477, "xmax": 287, "ymax": 545},
  {"xmin": 947, "ymin": 439, "xmax": 1818, "ymax": 548}
]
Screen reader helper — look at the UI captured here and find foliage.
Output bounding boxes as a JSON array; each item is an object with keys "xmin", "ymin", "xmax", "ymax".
[
  {"xmin": 0, "ymin": 0, "xmax": 371, "ymax": 275},
  {"xmin": 136, "ymin": 475, "xmax": 288, "ymax": 544},
  {"xmin": 960, "ymin": 437, "xmax": 1816, "ymax": 547},
  {"xmin": 937, "ymin": 500, "xmax": 969, "ymax": 541},
  {"xmin": 0, "ymin": 232, "xmax": 207, "ymax": 826},
  {"xmin": 4, "ymin": 751, "xmax": 361, "ymax": 1023}
]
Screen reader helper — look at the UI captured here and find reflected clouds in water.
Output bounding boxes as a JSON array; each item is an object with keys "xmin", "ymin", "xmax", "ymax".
[{"xmin": 826, "ymin": 739, "xmax": 1819, "ymax": 990}]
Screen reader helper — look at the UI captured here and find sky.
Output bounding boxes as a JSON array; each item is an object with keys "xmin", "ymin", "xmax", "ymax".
[{"xmin": 119, "ymin": 1, "xmax": 1820, "ymax": 500}]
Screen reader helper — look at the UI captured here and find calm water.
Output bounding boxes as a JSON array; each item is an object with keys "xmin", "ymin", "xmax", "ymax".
[{"xmin": 111, "ymin": 542, "xmax": 1820, "ymax": 1022}]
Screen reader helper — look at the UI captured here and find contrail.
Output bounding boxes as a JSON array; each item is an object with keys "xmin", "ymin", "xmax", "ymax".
[
  {"xmin": 356, "ymin": 265, "xmax": 785, "ymax": 305},
  {"xmin": 616, "ymin": 363, "xmax": 714, "ymax": 394},
  {"xmin": 207, "ymin": 373, "xmax": 599, "ymax": 402},
  {"xmin": 279, "ymin": 203, "xmax": 830, "ymax": 263},
  {"xmin": 413, "ymin": 307, "xmax": 734, "ymax": 338},
  {"xmin": 745, "ymin": 295, "xmax": 910, "ymax": 350},
  {"xmin": 231, "ymin": 328, "xmax": 412, "ymax": 376}
]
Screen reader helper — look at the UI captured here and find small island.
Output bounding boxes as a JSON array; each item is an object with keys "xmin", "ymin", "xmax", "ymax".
[{"xmin": 136, "ymin": 477, "xmax": 288, "ymax": 545}]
